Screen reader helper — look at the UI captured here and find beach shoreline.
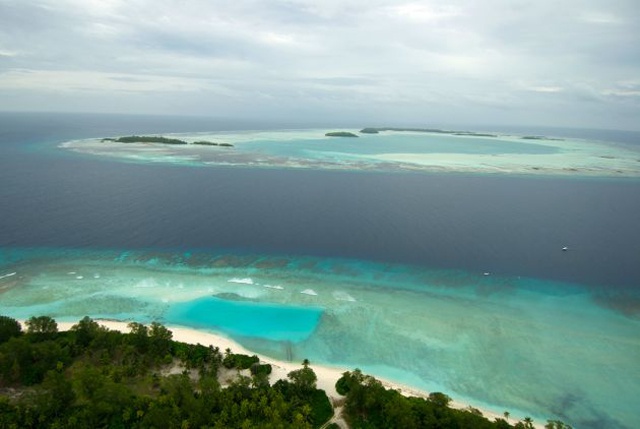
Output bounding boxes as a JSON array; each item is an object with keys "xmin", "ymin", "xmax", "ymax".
[{"xmin": 44, "ymin": 319, "xmax": 544, "ymax": 428}]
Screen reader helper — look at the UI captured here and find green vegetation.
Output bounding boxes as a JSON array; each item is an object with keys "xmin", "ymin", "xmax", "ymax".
[
  {"xmin": 336, "ymin": 370, "xmax": 573, "ymax": 429},
  {"xmin": 192, "ymin": 141, "xmax": 234, "ymax": 147},
  {"xmin": 0, "ymin": 315, "xmax": 332, "ymax": 428},
  {"xmin": 106, "ymin": 135, "xmax": 189, "ymax": 145},
  {"xmin": 453, "ymin": 131, "xmax": 499, "ymax": 137},
  {"xmin": 521, "ymin": 136, "xmax": 563, "ymax": 141},
  {"xmin": 0, "ymin": 316, "xmax": 21, "ymax": 343},
  {"xmin": 25, "ymin": 315, "xmax": 58, "ymax": 335},
  {"xmin": 222, "ymin": 350, "xmax": 260, "ymax": 369},
  {"xmin": 359, "ymin": 127, "xmax": 498, "ymax": 137},
  {"xmin": 101, "ymin": 136, "xmax": 235, "ymax": 147},
  {"xmin": 0, "ymin": 315, "xmax": 569, "ymax": 429},
  {"xmin": 325, "ymin": 131, "xmax": 359, "ymax": 138},
  {"xmin": 359, "ymin": 128, "xmax": 380, "ymax": 134}
]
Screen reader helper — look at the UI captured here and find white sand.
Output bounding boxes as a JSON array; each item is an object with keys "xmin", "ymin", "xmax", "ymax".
[{"xmin": 48, "ymin": 319, "xmax": 543, "ymax": 427}]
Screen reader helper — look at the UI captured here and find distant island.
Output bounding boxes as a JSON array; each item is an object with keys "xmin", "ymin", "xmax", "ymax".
[
  {"xmin": 359, "ymin": 127, "xmax": 498, "ymax": 138},
  {"xmin": 193, "ymin": 141, "xmax": 234, "ymax": 147},
  {"xmin": 325, "ymin": 131, "xmax": 359, "ymax": 138},
  {"xmin": 102, "ymin": 136, "xmax": 234, "ymax": 147},
  {"xmin": 521, "ymin": 136, "xmax": 564, "ymax": 141},
  {"xmin": 359, "ymin": 128, "xmax": 379, "ymax": 134}
]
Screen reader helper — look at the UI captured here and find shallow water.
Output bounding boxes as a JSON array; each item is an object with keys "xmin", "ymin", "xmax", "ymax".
[{"xmin": 0, "ymin": 248, "xmax": 638, "ymax": 428}]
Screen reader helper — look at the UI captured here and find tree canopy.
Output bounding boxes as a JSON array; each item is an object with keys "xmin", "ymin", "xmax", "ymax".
[{"xmin": 0, "ymin": 315, "xmax": 571, "ymax": 429}]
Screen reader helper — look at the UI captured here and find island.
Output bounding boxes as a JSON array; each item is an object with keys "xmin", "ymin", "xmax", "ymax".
[
  {"xmin": 359, "ymin": 128, "xmax": 380, "ymax": 134},
  {"xmin": 102, "ymin": 135, "xmax": 188, "ymax": 145},
  {"xmin": 0, "ymin": 315, "xmax": 566, "ymax": 428},
  {"xmin": 361, "ymin": 127, "xmax": 498, "ymax": 137},
  {"xmin": 192, "ymin": 141, "xmax": 234, "ymax": 147},
  {"xmin": 325, "ymin": 131, "xmax": 359, "ymax": 138},
  {"xmin": 521, "ymin": 136, "xmax": 564, "ymax": 141},
  {"xmin": 102, "ymin": 136, "xmax": 234, "ymax": 147}
]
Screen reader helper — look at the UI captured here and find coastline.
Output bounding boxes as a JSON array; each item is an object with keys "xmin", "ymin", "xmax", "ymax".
[{"xmin": 49, "ymin": 319, "xmax": 542, "ymax": 427}]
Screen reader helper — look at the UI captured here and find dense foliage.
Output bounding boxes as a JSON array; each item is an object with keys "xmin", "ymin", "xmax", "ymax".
[
  {"xmin": 222, "ymin": 351, "xmax": 260, "ymax": 370},
  {"xmin": 0, "ymin": 316, "xmax": 21, "ymax": 343},
  {"xmin": 116, "ymin": 136, "xmax": 188, "ymax": 144},
  {"xmin": 101, "ymin": 136, "xmax": 235, "ymax": 147},
  {"xmin": 336, "ymin": 370, "xmax": 572, "ymax": 429},
  {"xmin": 192, "ymin": 141, "xmax": 234, "ymax": 147},
  {"xmin": 105, "ymin": 136, "xmax": 189, "ymax": 145},
  {"xmin": 0, "ymin": 315, "xmax": 331, "ymax": 429},
  {"xmin": 357, "ymin": 127, "xmax": 498, "ymax": 137},
  {"xmin": 0, "ymin": 315, "xmax": 570, "ymax": 429},
  {"xmin": 325, "ymin": 132, "xmax": 359, "ymax": 137}
]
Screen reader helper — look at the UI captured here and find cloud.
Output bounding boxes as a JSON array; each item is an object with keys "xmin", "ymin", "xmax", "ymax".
[
  {"xmin": 387, "ymin": 3, "xmax": 462, "ymax": 22},
  {"xmin": 0, "ymin": 0, "xmax": 638, "ymax": 129},
  {"xmin": 527, "ymin": 86, "xmax": 564, "ymax": 94},
  {"xmin": 0, "ymin": 49, "xmax": 19, "ymax": 57}
]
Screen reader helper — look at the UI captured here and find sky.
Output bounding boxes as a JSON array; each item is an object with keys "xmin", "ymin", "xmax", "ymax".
[{"xmin": 0, "ymin": 0, "xmax": 639, "ymax": 130}]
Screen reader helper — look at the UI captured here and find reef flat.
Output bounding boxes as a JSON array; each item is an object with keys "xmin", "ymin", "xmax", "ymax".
[
  {"xmin": 61, "ymin": 128, "xmax": 640, "ymax": 177},
  {"xmin": 1, "ymin": 248, "xmax": 639, "ymax": 427}
]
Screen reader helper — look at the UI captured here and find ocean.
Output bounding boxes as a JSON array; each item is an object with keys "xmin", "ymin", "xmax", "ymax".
[{"xmin": 0, "ymin": 112, "xmax": 639, "ymax": 428}]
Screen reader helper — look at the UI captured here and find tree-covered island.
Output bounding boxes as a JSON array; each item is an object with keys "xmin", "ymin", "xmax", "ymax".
[
  {"xmin": 520, "ymin": 136, "xmax": 564, "ymax": 141},
  {"xmin": 325, "ymin": 132, "xmax": 359, "ymax": 138},
  {"xmin": 102, "ymin": 136, "xmax": 234, "ymax": 147},
  {"xmin": 192, "ymin": 141, "xmax": 234, "ymax": 147},
  {"xmin": 0, "ymin": 315, "xmax": 572, "ymax": 429},
  {"xmin": 358, "ymin": 127, "xmax": 498, "ymax": 137}
]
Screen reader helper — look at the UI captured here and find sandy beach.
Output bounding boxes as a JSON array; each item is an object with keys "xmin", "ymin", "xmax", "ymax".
[{"xmin": 46, "ymin": 319, "xmax": 543, "ymax": 427}]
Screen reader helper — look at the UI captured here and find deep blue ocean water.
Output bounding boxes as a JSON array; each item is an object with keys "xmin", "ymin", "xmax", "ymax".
[
  {"xmin": 1, "ymin": 112, "xmax": 639, "ymax": 428},
  {"xmin": 1, "ymin": 113, "xmax": 639, "ymax": 290}
]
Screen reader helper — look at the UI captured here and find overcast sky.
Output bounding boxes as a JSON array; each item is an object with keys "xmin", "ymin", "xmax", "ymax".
[{"xmin": 0, "ymin": 0, "xmax": 638, "ymax": 129}]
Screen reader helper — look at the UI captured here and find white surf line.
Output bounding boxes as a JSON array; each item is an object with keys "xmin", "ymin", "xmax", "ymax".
[
  {"xmin": 228, "ymin": 278, "xmax": 254, "ymax": 285},
  {"xmin": 0, "ymin": 272, "xmax": 17, "ymax": 280},
  {"xmin": 263, "ymin": 284, "xmax": 284, "ymax": 290}
]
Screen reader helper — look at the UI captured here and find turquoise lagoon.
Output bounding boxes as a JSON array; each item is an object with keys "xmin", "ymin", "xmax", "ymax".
[
  {"xmin": 1, "ymin": 247, "xmax": 638, "ymax": 428},
  {"xmin": 62, "ymin": 128, "xmax": 640, "ymax": 177}
]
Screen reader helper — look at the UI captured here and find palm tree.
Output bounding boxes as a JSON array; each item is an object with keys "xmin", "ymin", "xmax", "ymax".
[
  {"xmin": 523, "ymin": 416, "xmax": 534, "ymax": 429},
  {"xmin": 503, "ymin": 411, "xmax": 510, "ymax": 421},
  {"xmin": 302, "ymin": 358, "xmax": 310, "ymax": 368}
]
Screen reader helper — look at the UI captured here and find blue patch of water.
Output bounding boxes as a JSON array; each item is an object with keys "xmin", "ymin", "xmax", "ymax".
[{"xmin": 165, "ymin": 296, "xmax": 323, "ymax": 342}]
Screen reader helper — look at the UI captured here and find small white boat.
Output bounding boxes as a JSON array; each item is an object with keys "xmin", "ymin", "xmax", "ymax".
[{"xmin": 562, "ymin": 246, "xmax": 568, "ymax": 251}]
